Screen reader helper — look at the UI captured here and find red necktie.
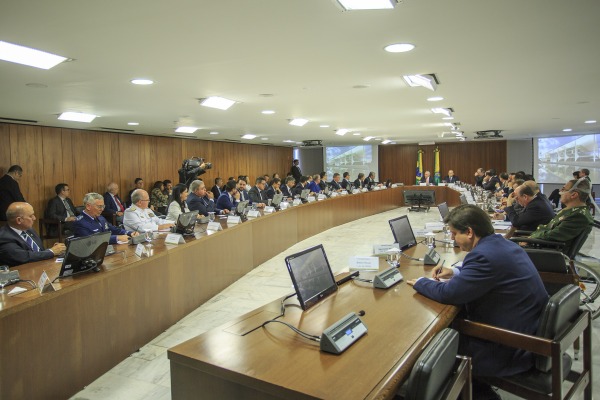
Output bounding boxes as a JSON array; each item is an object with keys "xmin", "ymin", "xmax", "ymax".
[{"xmin": 115, "ymin": 196, "xmax": 124, "ymax": 212}]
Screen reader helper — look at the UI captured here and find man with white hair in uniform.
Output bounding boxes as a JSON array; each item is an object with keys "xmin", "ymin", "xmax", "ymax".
[{"xmin": 123, "ymin": 189, "xmax": 174, "ymax": 232}]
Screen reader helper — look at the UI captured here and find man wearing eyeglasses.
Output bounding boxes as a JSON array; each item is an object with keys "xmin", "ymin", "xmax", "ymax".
[
  {"xmin": 73, "ymin": 193, "xmax": 139, "ymax": 244},
  {"xmin": 0, "ymin": 165, "xmax": 26, "ymax": 221},
  {"xmin": 123, "ymin": 189, "xmax": 174, "ymax": 232}
]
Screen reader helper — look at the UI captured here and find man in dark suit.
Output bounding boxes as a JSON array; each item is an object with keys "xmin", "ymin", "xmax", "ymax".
[
  {"xmin": 290, "ymin": 159, "xmax": 302, "ymax": 182},
  {"xmin": 0, "ymin": 165, "xmax": 26, "ymax": 221},
  {"xmin": 265, "ymin": 178, "xmax": 282, "ymax": 200},
  {"xmin": 126, "ymin": 178, "xmax": 144, "ymax": 207},
  {"xmin": 211, "ymin": 177, "xmax": 223, "ymax": 199},
  {"xmin": 248, "ymin": 177, "xmax": 268, "ymax": 207},
  {"xmin": 103, "ymin": 182, "xmax": 126, "ymax": 223},
  {"xmin": 407, "ymin": 205, "xmax": 547, "ymax": 380},
  {"xmin": 474, "ymin": 167, "xmax": 485, "ymax": 187},
  {"xmin": 73, "ymin": 193, "xmax": 138, "ymax": 245},
  {"xmin": 44, "ymin": 183, "xmax": 78, "ymax": 235},
  {"xmin": 504, "ymin": 184, "xmax": 555, "ymax": 231},
  {"xmin": 330, "ymin": 173, "xmax": 342, "ymax": 190},
  {"xmin": 341, "ymin": 172, "xmax": 351, "ymax": 190},
  {"xmin": 0, "ymin": 202, "xmax": 66, "ymax": 267},
  {"xmin": 292, "ymin": 176, "xmax": 310, "ymax": 197},
  {"xmin": 237, "ymin": 178, "xmax": 250, "ymax": 203},
  {"xmin": 281, "ymin": 176, "xmax": 295, "ymax": 199},
  {"xmin": 483, "ymin": 169, "xmax": 501, "ymax": 192},
  {"xmin": 443, "ymin": 170, "xmax": 460, "ymax": 183},
  {"xmin": 187, "ymin": 180, "xmax": 226, "ymax": 216},
  {"xmin": 363, "ymin": 171, "xmax": 376, "ymax": 188},
  {"xmin": 419, "ymin": 171, "xmax": 434, "ymax": 185},
  {"xmin": 215, "ymin": 180, "xmax": 240, "ymax": 212},
  {"xmin": 353, "ymin": 173, "xmax": 365, "ymax": 188}
]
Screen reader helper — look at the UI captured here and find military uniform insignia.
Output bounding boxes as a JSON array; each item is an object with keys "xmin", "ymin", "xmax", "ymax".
[
  {"xmin": 148, "ymin": 212, "xmax": 155, "ymax": 217},
  {"xmin": 128, "ymin": 206, "xmax": 137, "ymax": 211},
  {"xmin": 104, "ymin": 223, "xmax": 109, "ymax": 229}
]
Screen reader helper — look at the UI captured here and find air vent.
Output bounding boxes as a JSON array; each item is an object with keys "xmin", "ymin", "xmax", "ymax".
[
  {"xmin": 98, "ymin": 127, "xmax": 135, "ymax": 133},
  {"xmin": 0, "ymin": 117, "xmax": 38, "ymax": 124}
]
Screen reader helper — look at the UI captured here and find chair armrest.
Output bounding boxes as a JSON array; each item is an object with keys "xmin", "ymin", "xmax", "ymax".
[
  {"xmin": 454, "ymin": 319, "xmax": 553, "ymax": 356},
  {"xmin": 513, "ymin": 230, "xmax": 533, "ymax": 237},
  {"xmin": 508, "ymin": 237, "xmax": 566, "ymax": 249}
]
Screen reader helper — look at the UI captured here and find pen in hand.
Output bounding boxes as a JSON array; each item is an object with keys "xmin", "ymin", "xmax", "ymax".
[{"xmin": 435, "ymin": 260, "xmax": 446, "ymax": 281}]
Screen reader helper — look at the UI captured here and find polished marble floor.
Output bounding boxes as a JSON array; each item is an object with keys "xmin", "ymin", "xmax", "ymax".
[{"xmin": 71, "ymin": 206, "xmax": 600, "ymax": 400}]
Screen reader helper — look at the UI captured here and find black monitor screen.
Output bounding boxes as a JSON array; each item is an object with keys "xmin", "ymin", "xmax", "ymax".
[
  {"xmin": 403, "ymin": 190, "xmax": 436, "ymax": 206},
  {"xmin": 388, "ymin": 216, "xmax": 417, "ymax": 251},
  {"xmin": 438, "ymin": 202, "xmax": 449, "ymax": 220},
  {"xmin": 459, "ymin": 194, "xmax": 468, "ymax": 205},
  {"xmin": 285, "ymin": 244, "xmax": 337, "ymax": 310},
  {"xmin": 175, "ymin": 210, "xmax": 198, "ymax": 234},
  {"xmin": 272, "ymin": 193, "xmax": 283, "ymax": 207},
  {"xmin": 59, "ymin": 231, "xmax": 111, "ymax": 277},
  {"xmin": 236, "ymin": 200, "xmax": 249, "ymax": 214}
]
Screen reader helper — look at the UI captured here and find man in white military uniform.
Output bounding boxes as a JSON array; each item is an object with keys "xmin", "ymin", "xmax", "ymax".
[{"xmin": 124, "ymin": 189, "xmax": 175, "ymax": 232}]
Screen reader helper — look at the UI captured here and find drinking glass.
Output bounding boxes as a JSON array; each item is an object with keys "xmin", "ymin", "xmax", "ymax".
[
  {"xmin": 0, "ymin": 266, "xmax": 10, "ymax": 293},
  {"xmin": 208, "ymin": 212, "xmax": 215, "ymax": 222}
]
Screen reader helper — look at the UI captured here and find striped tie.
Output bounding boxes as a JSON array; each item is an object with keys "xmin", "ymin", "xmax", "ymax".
[{"xmin": 21, "ymin": 231, "xmax": 41, "ymax": 252}]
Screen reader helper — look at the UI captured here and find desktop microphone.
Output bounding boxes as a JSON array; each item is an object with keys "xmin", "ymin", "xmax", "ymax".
[{"xmin": 357, "ymin": 310, "xmax": 365, "ymax": 316}]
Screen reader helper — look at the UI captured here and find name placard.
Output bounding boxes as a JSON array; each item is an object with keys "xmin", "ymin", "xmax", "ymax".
[
  {"xmin": 280, "ymin": 202, "xmax": 289, "ymax": 209},
  {"xmin": 207, "ymin": 221, "xmax": 223, "ymax": 231},
  {"xmin": 263, "ymin": 206, "xmax": 275, "ymax": 213},
  {"xmin": 317, "ymin": 194, "xmax": 326, "ymax": 201},
  {"xmin": 352, "ymin": 189, "xmax": 360, "ymax": 194},
  {"xmin": 361, "ymin": 188, "xmax": 368, "ymax": 192},
  {"xmin": 135, "ymin": 243, "xmax": 146, "ymax": 257},
  {"xmin": 292, "ymin": 199, "xmax": 302, "ymax": 206},
  {"xmin": 307, "ymin": 196, "xmax": 316, "ymax": 202},
  {"xmin": 349, "ymin": 256, "xmax": 380, "ymax": 271},
  {"xmin": 227, "ymin": 215, "xmax": 241, "ymax": 225},
  {"xmin": 247, "ymin": 210, "xmax": 260, "ymax": 218},
  {"xmin": 341, "ymin": 190, "xmax": 348, "ymax": 195},
  {"xmin": 164, "ymin": 233, "xmax": 185, "ymax": 245},
  {"xmin": 37, "ymin": 270, "xmax": 57, "ymax": 294},
  {"xmin": 331, "ymin": 192, "xmax": 338, "ymax": 197},
  {"xmin": 372, "ymin": 243, "xmax": 400, "ymax": 256}
]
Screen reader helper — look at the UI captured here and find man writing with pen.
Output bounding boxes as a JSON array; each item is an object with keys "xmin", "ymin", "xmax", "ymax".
[{"xmin": 406, "ymin": 204, "xmax": 547, "ymax": 400}]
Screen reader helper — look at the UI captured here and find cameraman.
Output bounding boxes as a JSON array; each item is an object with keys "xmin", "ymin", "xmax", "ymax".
[{"xmin": 179, "ymin": 157, "xmax": 210, "ymax": 187}]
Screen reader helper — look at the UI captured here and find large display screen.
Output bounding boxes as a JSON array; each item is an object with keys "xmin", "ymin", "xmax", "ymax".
[
  {"xmin": 535, "ymin": 134, "xmax": 599, "ymax": 183},
  {"xmin": 324, "ymin": 145, "xmax": 379, "ymax": 182}
]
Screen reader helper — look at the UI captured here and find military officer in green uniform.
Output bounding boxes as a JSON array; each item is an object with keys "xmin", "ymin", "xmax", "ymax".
[
  {"xmin": 123, "ymin": 189, "xmax": 175, "ymax": 232},
  {"xmin": 529, "ymin": 178, "xmax": 594, "ymax": 253}
]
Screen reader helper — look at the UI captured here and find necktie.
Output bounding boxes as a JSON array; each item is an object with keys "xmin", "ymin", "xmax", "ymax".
[
  {"xmin": 21, "ymin": 231, "xmax": 40, "ymax": 252},
  {"xmin": 114, "ymin": 195, "xmax": 124, "ymax": 212},
  {"xmin": 63, "ymin": 199, "xmax": 74, "ymax": 217}
]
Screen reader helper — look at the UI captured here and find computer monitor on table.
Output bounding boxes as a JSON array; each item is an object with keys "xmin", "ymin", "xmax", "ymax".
[
  {"xmin": 174, "ymin": 210, "xmax": 199, "ymax": 235},
  {"xmin": 438, "ymin": 202, "xmax": 449, "ymax": 221},
  {"xmin": 285, "ymin": 244, "xmax": 338, "ymax": 311},
  {"xmin": 388, "ymin": 215, "xmax": 417, "ymax": 251},
  {"xmin": 59, "ymin": 231, "xmax": 111, "ymax": 277}
]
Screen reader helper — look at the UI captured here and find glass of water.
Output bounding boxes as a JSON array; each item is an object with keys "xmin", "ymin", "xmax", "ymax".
[
  {"xmin": 208, "ymin": 212, "xmax": 215, "ymax": 222},
  {"xmin": 0, "ymin": 265, "xmax": 10, "ymax": 293}
]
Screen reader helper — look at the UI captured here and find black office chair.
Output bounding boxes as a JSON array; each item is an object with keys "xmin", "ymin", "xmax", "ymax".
[
  {"xmin": 525, "ymin": 249, "xmax": 579, "ymax": 296},
  {"xmin": 38, "ymin": 218, "xmax": 65, "ymax": 243},
  {"xmin": 455, "ymin": 285, "xmax": 592, "ymax": 400},
  {"xmin": 398, "ymin": 328, "xmax": 472, "ymax": 400}
]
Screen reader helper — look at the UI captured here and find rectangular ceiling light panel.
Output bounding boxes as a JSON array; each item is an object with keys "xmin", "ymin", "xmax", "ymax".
[{"xmin": 0, "ymin": 41, "xmax": 67, "ymax": 69}]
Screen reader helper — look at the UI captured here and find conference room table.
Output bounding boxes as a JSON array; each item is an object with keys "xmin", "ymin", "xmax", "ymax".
[
  {"xmin": 167, "ymin": 236, "xmax": 464, "ymax": 400},
  {"xmin": 0, "ymin": 185, "xmax": 463, "ymax": 400}
]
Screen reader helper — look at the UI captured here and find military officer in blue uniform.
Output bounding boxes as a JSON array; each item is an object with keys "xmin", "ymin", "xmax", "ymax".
[
  {"xmin": 73, "ymin": 193, "xmax": 140, "ymax": 244},
  {"xmin": 123, "ymin": 189, "xmax": 175, "ymax": 232}
]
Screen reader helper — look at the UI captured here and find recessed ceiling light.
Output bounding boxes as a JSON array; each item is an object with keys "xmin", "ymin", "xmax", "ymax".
[
  {"xmin": 0, "ymin": 41, "xmax": 67, "ymax": 69},
  {"xmin": 283, "ymin": 140, "xmax": 295, "ymax": 143},
  {"xmin": 427, "ymin": 96, "xmax": 444, "ymax": 102},
  {"xmin": 289, "ymin": 118, "xmax": 308, "ymax": 127},
  {"xmin": 584, "ymin": 120, "xmax": 596, "ymax": 124},
  {"xmin": 261, "ymin": 137, "xmax": 269, "ymax": 141},
  {"xmin": 58, "ymin": 112, "xmax": 97, "ymax": 123},
  {"xmin": 353, "ymin": 133, "xmax": 361, "ymax": 136},
  {"xmin": 336, "ymin": 129, "xmax": 349, "ymax": 136},
  {"xmin": 431, "ymin": 107, "xmax": 452, "ymax": 117},
  {"xmin": 261, "ymin": 110, "xmax": 275, "ymax": 114},
  {"xmin": 363, "ymin": 136, "xmax": 375, "ymax": 141},
  {"xmin": 209, "ymin": 131, "xmax": 219, "ymax": 135},
  {"xmin": 127, "ymin": 122, "xmax": 139, "ymax": 126},
  {"xmin": 382, "ymin": 140, "xmax": 391, "ymax": 144},
  {"xmin": 337, "ymin": 0, "xmax": 397, "ymax": 10},
  {"xmin": 320, "ymin": 125, "xmax": 330, "ymax": 128},
  {"xmin": 241, "ymin": 134, "xmax": 256, "ymax": 139},
  {"xmin": 562, "ymin": 128, "xmax": 572, "ymax": 132},
  {"xmin": 175, "ymin": 127, "xmax": 198, "ymax": 134},
  {"xmin": 442, "ymin": 117, "xmax": 454, "ymax": 120},
  {"xmin": 130, "ymin": 79, "xmax": 154, "ymax": 85},
  {"xmin": 384, "ymin": 43, "xmax": 415, "ymax": 53},
  {"xmin": 403, "ymin": 74, "xmax": 437, "ymax": 91},
  {"xmin": 375, "ymin": 138, "xmax": 382, "ymax": 141},
  {"xmin": 200, "ymin": 96, "xmax": 236, "ymax": 110}
]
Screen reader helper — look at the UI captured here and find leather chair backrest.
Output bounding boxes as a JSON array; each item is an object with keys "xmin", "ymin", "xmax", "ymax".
[
  {"xmin": 535, "ymin": 285, "xmax": 580, "ymax": 372},
  {"xmin": 525, "ymin": 249, "xmax": 571, "ymax": 295},
  {"xmin": 405, "ymin": 328, "xmax": 459, "ymax": 400},
  {"xmin": 564, "ymin": 226, "xmax": 591, "ymax": 260}
]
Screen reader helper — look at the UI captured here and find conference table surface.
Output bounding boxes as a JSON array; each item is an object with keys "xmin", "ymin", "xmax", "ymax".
[
  {"xmin": 1, "ymin": 185, "xmax": 464, "ymax": 400},
  {"xmin": 167, "ymin": 240, "xmax": 463, "ymax": 400}
]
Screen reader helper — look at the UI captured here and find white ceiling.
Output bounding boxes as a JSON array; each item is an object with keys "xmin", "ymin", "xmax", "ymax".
[{"xmin": 1, "ymin": 0, "xmax": 599, "ymax": 147}]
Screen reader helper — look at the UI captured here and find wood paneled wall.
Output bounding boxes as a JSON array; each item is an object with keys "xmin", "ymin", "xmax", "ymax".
[
  {"xmin": 378, "ymin": 141, "xmax": 507, "ymax": 185},
  {"xmin": 0, "ymin": 123, "xmax": 292, "ymax": 219}
]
